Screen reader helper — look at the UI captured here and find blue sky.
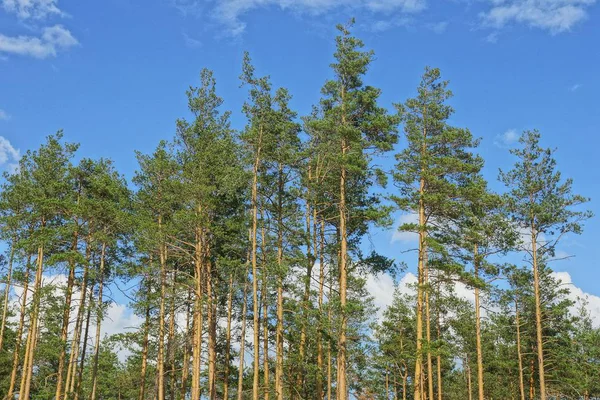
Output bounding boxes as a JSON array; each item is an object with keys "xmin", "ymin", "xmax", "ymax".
[{"xmin": 1, "ymin": 0, "xmax": 599, "ymax": 304}]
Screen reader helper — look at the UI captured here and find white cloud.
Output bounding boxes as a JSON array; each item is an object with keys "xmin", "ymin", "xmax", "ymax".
[
  {"xmin": 480, "ymin": 0, "xmax": 595, "ymax": 34},
  {"xmin": 0, "ymin": 24, "xmax": 77, "ymax": 59},
  {"xmin": 0, "ymin": 109, "xmax": 10, "ymax": 121},
  {"xmin": 485, "ymin": 31, "xmax": 499, "ymax": 43},
  {"xmin": 494, "ymin": 128, "xmax": 519, "ymax": 147},
  {"xmin": 2, "ymin": 0, "xmax": 65, "ymax": 19},
  {"xmin": 0, "ymin": 136, "xmax": 20, "ymax": 172},
  {"xmin": 182, "ymin": 31, "xmax": 202, "ymax": 47},
  {"xmin": 552, "ymin": 271, "xmax": 600, "ymax": 328},
  {"xmin": 208, "ymin": 0, "xmax": 426, "ymax": 36},
  {"xmin": 391, "ymin": 213, "xmax": 419, "ymax": 244}
]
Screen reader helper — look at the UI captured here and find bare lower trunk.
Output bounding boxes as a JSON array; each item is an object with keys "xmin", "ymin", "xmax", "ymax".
[
  {"xmin": 275, "ymin": 164, "xmax": 285, "ymax": 400},
  {"xmin": 425, "ymin": 264, "xmax": 433, "ymax": 400},
  {"xmin": 515, "ymin": 299, "xmax": 525, "ymax": 400},
  {"xmin": 436, "ymin": 310, "xmax": 442, "ymax": 400},
  {"xmin": 90, "ymin": 242, "xmax": 107, "ymax": 400},
  {"xmin": 7, "ymin": 254, "xmax": 31, "ymax": 399},
  {"xmin": 531, "ymin": 227, "xmax": 546, "ymax": 400},
  {"xmin": 338, "ymin": 143, "xmax": 348, "ymax": 400},
  {"xmin": 65, "ymin": 259, "xmax": 90, "ymax": 399},
  {"xmin": 316, "ymin": 218, "xmax": 325, "ymax": 399},
  {"xmin": 474, "ymin": 245, "xmax": 484, "ymax": 400},
  {"xmin": 0, "ymin": 236, "xmax": 16, "ymax": 351},
  {"xmin": 414, "ymin": 172, "xmax": 426, "ymax": 400},
  {"xmin": 180, "ymin": 290, "xmax": 192, "ymax": 400},
  {"xmin": 465, "ymin": 355, "xmax": 473, "ymax": 400},
  {"xmin": 224, "ymin": 274, "xmax": 234, "ymax": 399},
  {"xmin": 191, "ymin": 225, "xmax": 205, "ymax": 400},
  {"xmin": 74, "ymin": 277, "xmax": 95, "ymax": 400},
  {"xmin": 19, "ymin": 245, "xmax": 44, "ymax": 400},
  {"xmin": 157, "ymin": 217, "xmax": 167, "ymax": 400},
  {"xmin": 55, "ymin": 230, "xmax": 79, "ymax": 400},
  {"xmin": 238, "ymin": 268, "xmax": 250, "ymax": 400},
  {"xmin": 262, "ymin": 274, "xmax": 270, "ymax": 400},
  {"xmin": 251, "ymin": 134, "xmax": 263, "ymax": 400},
  {"xmin": 168, "ymin": 272, "xmax": 177, "ymax": 400},
  {"xmin": 139, "ymin": 289, "xmax": 151, "ymax": 400},
  {"xmin": 207, "ymin": 259, "xmax": 217, "ymax": 400}
]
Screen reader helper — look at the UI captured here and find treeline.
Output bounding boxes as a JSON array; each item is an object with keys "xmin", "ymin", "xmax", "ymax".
[{"xmin": 0, "ymin": 21, "xmax": 597, "ymax": 400}]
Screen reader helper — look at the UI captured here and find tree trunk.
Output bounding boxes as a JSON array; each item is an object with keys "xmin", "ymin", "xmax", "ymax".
[
  {"xmin": 55, "ymin": 230, "xmax": 79, "ymax": 400},
  {"xmin": 139, "ymin": 283, "xmax": 151, "ymax": 400},
  {"xmin": 275, "ymin": 163, "xmax": 285, "ymax": 400},
  {"xmin": 465, "ymin": 355, "xmax": 473, "ymax": 400},
  {"xmin": 224, "ymin": 274, "xmax": 234, "ymax": 400},
  {"xmin": 473, "ymin": 244, "xmax": 484, "ymax": 400},
  {"xmin": 7, "ymin": 254, "xmax": 31, "ymax": 399},
  {"xmin": 338, "ymin": 137, "xmax": 348, "ymax": 400},
  {"xmin": 19, "ymin": 244, "xmax": 44, "ymax": 400},
  {"xmin": 191, "ymin": 222, "xmax": 205, "ymax": 400},
  {"xmin": 414, "ymin": 183, "xmax": 426, "ymax": 400},
  {"xmin": 74, "ymin": 276, "xmax": 95, "ymax": 400},
  {"xmin": 0, "ymin": 235, "xmax": 16, "ymax": 351},
  {"xmin": 436, "ymin": 310, "xmax": 442, "ymax": 400},
  {"xmin": 297, "ymin": 194, "xmax": 313, "ymax": 397},
  {"xmin": 238, "ymin": 265, "xmax": 250, "ymax": 400},
  {"xmin": 180, "ymin": 289, "xmax": 192, "ymax": 400},
  {"xmin": 251, "ymin": 137, "xmax": 262, "ymax": 400},
  {"xmin": 90, "ymin": 242, "xmax": 107, "ymax": 400},
  {"xmin": 530, "ymin": 225, "xmax": 546, "ymax": 400},
  {"xmin": 425, "ymin": 263, "xmax": 434, "ymax": 400},
  {"xmin": 168, "ymin": 272, "xmax": 177, "ymax": 400},
  {"xmin": 158, "ymin": 215, "xmax": 167, "ymax": 400},
  {"xmin": 207, "ymin": 257, "xmax": 217, "ymax": 400},
  {"xmin": 316, "ymin": 218, "xmax": 325, "ymax": 400},
  {"xmin": 515, "ymin": 299, "xmax": 525, "ymax": 400}
]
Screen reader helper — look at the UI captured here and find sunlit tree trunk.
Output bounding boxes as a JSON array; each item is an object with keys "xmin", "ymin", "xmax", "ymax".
[
  {"xmin": 238, "ymin": 264, "xmax": 250, "ymax": 400},
  {"xmin": 139, "ymin": 284, "xmax": 151, "ymax": 400},
  {"xmin": 530, "ymin": 223, "xmax": 546, "ymax": 400},
  {"xmin": 7, "ymin": 254, "xmax": 31, "ymax": 399},
  {"xmin": 0, "ymin": 235, "xmax": 16, "ymax": 351},
  {"xmin": 224, "ymin": 274, "xmax": 234, "ymax": 399},
  {"xmin": 515, "ymin": 298, "xmax": 525, "ymax": 400},
  {"xmin": 90, "ymin": 242, "xmax": 107, "ymax": 400}
]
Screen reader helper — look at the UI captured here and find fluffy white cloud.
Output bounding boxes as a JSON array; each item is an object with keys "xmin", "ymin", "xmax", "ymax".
[
  {"xmin": 207, "ymin": 0, "xmax": 426, "ymax": 36},
  {"xmin": 494, "ymin": 128, "xmax": 519, "ymax": 147},
  {"xmin": 0, "ymin": 109, "xmax": 10, "ymax": 121},
  {"xmin": 0, "ymin": 136, "xmax": 20, "ymax": 172},
  {"xmin": 2, "ymin": 0, "xmax": 64, "ymax": 19},
  {"xmin": 0, "ymin": 24, "xmax": 77, "ymax": 59},
  {"xmin": 480, "ymin": 0, "xmax": 595, "ymax": 33},
  {"xmin": 391, "ymin": 213, "xmax": 419, "ymax": 244},
  {"xmin": 552, "ymin": 271, "xmax": 600, "ymax": 327}
]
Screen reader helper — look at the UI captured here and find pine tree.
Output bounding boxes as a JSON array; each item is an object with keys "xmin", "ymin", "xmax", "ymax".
[{"xmin": 499, "ymin": 130, "xmax": 592, "ymax": 400}]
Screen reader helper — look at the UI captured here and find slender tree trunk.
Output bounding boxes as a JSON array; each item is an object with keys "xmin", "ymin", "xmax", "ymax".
[
  {"xmin": 55, "ymin": 229, "xmax": 79, "ymax": 400},
  {"xmin": 207, "ymin": 257, "xmax": 217, "ymax": 400},
  {"xmin": 465, "ymin": 355, "xmax": 473, "ymax": 400},
  {"xmin": 402, "ymin": 368, "xmax": 407, "ymax": 400},
  {"xmin": 414, "ymin": 158, "xmax": 426, "ymax": 400},
  {"xmin": 191, "ymin": 222, "xmax": 205, "ymax": 400},
  {"xmin": 74, "ymin": 277, "xmax": 95, "ymax": 400},
  {"xmin": 90, "ymin": 242, "xmax": 107, "ymax": 400},
  {"xmin": 224, "ymin": 274, "xmax": 234, "ymax": 400},
  {"xmin": 0, "ymin": 235, "xmax": 16, "ymax": 351},
  {"xmin": 139, "ymin": 284, "xmax": 151, "ymax": 400},
  {"xmin": 7, "ymin": 254, "xmax": 31, "ymax": 399},
  {"xmin": 436, "ymin": 310, "xmax": 442, "ymax": 400},
  {"xmin": 238, "ymin": 266, "xmax": 250, "ymax": 400},
  {"xmin": 168, "ymin": 272, "xmax": 177, "ymax": 400},
  {"xmin": 530, "ymin": 224, "xmax": 546, "ymax": 400},
  {"xmin": 338, "ymin": 136, "xmax": 348, "ymax": 400},
  {"xmin": 19, "ymin": 244, "xmax": 44, "ymax": 400},
  {"xmin": 515, "ymin": 300, "xmax": 526, "ymax": 400},
  {"xmin": 316, "ymin": 218, "xmax": 325, "ymax": 399},
  {"xmin": 473, "ymin": 244, "xmax": 485, "ymax": 400},
  {"xmin": 251, "ymin": 137, "xmax": 262, "ymax": 400},
  {"xmin": 180, "ymin": 290, "xmax": 192, "ymax": 400},
  {"xmin": 297, "ymin": 194, "xmax": 313, "ymax": 397},
  {"xmin": 425, "ymin": 263, "xmax": 434, "ymax": 400},
  {"xmin": 327, "ymin": 260, "xmax": 333, "ymax": 400},
  {"xmin": 386, "ymin": 368, "xmax": 390, "ymax": 399},
  {"xmin": 275, "ymin": 163, "xmax": 285, "ymax": 400},
  {"xmin": 157, "ymin": 215, "xmax": 167, "ymax": 400},
  {"xmin": 528, "ymin": 359, "xmax": 535, "ymax": 400},
  {"xmin": 65, "ymin": 267, "xmax": 89, "ymax": 399}
]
